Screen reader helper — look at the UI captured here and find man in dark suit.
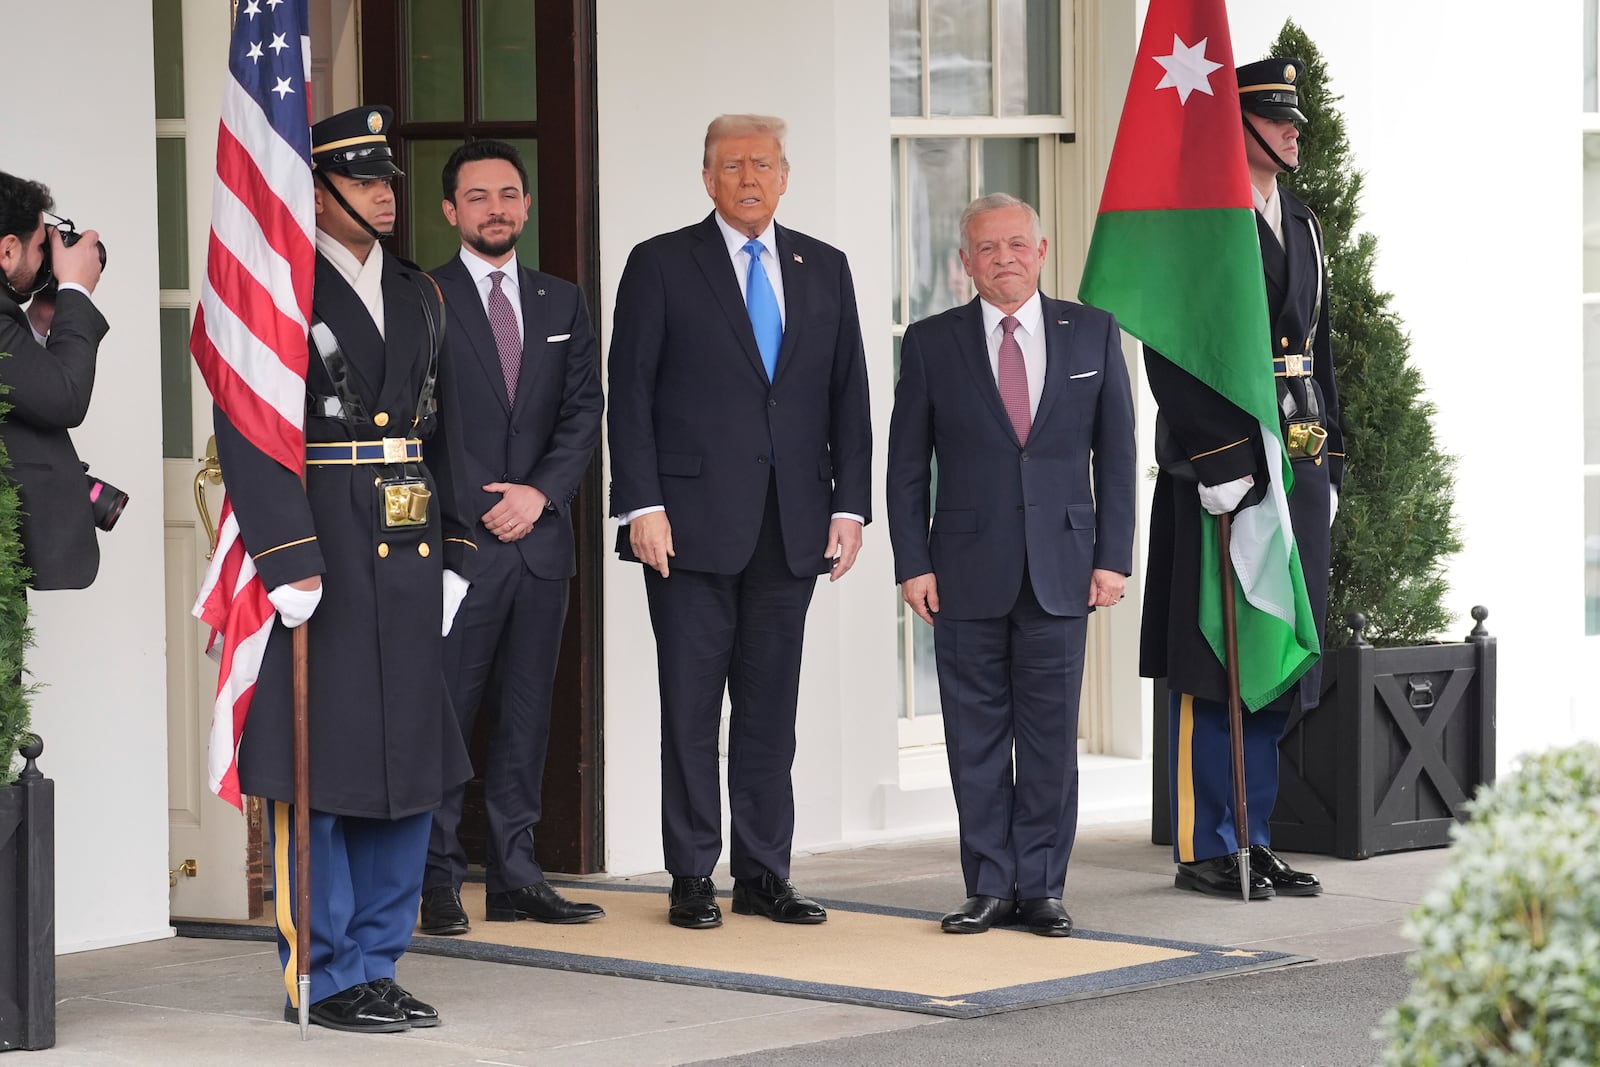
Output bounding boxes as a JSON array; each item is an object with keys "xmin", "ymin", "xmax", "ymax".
[
  {"xmin": 887, "ymin": 193, "xmax": 1136, "ymax": 937},
  {"xmin": 0, "ymin": 171, "xmax": 107, "ymax": 590},
  {"xmin": 1142, "ymin": 59, "xmax": 1342, "ymax": 900},
  {"xmin": 419, "ymin": 139, "xmax": 605, "ymax": 935},
  {"xmin": 216, "ymin": 106, "xmax": 476, "ymax": 1033},
  {"xmin": 608, "ymin": 114, "xmax": 872, "ymax": 930}
]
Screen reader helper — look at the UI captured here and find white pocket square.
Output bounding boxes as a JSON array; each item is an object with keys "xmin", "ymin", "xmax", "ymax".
[
  {"xmin": 1068, "ymin": 370, "xmax": 1099, "ymax": 380},
  {"xmin": 546, "ymin": 333, "xmax": 571, "ymax": 343}
]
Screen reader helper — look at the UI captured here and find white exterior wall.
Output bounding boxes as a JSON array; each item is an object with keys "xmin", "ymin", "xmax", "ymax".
[
  {"xmin": 6, "ymin": 3, "xmax": 174, "ymax": 949},
  {"xmin": 595, "ymin": 0, "xmax": 907, "ymax": 875}
]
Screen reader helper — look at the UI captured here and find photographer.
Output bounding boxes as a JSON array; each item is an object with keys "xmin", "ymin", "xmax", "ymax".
[{"xmin": 0, "ymin": 170, "xmax": 107, "ymax": 590}]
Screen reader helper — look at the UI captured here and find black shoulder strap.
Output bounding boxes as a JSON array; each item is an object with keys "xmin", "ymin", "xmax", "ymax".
[
  {"xmin": 409, "ymin": 269, "xmax": 446, "ymax": 428},
  {"xmin": 308, "ymin": 315, "xmax": 373, "ymax": 428}
]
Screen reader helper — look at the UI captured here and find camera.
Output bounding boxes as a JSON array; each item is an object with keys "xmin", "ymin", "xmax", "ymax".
[
  {"xmin": 84, "ymin": 466, "xmax": 128, "ymax": 532},
  {"xmin": 32, "ymin": 214, "xmax": 107, "ymax": 296}
]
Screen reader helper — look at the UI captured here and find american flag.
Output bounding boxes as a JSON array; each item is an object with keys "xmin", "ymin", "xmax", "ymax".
[{"xmin": 190, "ymin": 0, "xmax": 316, "ymax": 809}]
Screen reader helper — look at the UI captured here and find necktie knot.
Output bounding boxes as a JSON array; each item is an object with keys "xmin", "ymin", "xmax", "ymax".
[
  {"xmin": 742, "ymin": 238, "xmax": 766, "ymax": 261},
  {"xmin": 1001, "ymin": 314, "xmax": 1020, "ymax": 338},
  {"xmin": 490, "ymin": 269, "xmax": 506, "ymax": 289}
]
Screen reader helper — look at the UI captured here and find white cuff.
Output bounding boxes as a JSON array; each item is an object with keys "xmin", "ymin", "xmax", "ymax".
[
  {"xmin": 1330, "ymin": 486, "xmax": 1339, "ymax": 527},
  {"xmin": 1197, "ymin": 475, "xmax": 1254, "ymax": 516},
  {"xmin": 618, "ymin": 505, "xmax": 665, "ymax": 525},
  {"xmin": 830, "ymin": 512, "xmax": 865, "ymax": 524},
  {"xmin": 442, "ymin": 570, "xmax": 470, "ymax": 636},
  {"xmin": 268, "ymin": 582, "xmax": 322, "ymax": 629},
  {"xmin": 55, "ymin": 282, "xmax": 91, "ymax": 299}
]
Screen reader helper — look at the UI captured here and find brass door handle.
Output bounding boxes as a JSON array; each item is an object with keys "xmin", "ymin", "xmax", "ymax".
[{"xmin": 194, "ymin": 436, "xmax": 223, "ymax": 559}]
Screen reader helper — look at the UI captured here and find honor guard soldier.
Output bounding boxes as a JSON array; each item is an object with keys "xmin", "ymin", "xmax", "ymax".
[
  {"xmin": 1141, "ymin": 59, "xmax": 1345, "ymax": 900},
  {"xmin": 214, "ymin": 104, "xmax": 477, "ymax": 1033}
]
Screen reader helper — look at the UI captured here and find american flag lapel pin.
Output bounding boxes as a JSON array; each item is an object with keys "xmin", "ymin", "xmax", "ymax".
[
  {"xmin": 793, "ymin": 253, "xmax": 804, "ymax": 264},
  {"xmin": 1057, "ymin": 319, "xmax": 1070, "ymax": 325}
]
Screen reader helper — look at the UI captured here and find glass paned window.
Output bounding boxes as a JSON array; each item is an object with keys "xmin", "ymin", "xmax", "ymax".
[
  {"xmin": 928, "ymin": 0, "xmax": 992, "ymax": 116},
  {"xmin": 891, "ymin": 142, "xmax": 903, "ymax": 321},
  {"xmin": 506, "ymin": 138, "xmax": 540, "ymax": 268},
  {"xmin": 153, "ymin": 0, "xmax": 185, "ymax": 120},
  {"xmin": 155, "ymin": 138, "xmax": 189, "ymax": 291},
  {"xmin": 1588, "ymin": 478, "xmax": 1600, "ymax": 635},
  {"xmin": 907, "ymin": 138, "xmax": 973, "ymax": 322},
  {"xmin": 980, "ymin": 137, "xmax": 1040, "ymax": 207},
  {"xmin": 1585, "ymin": 134, "xmax": 1600, "ymax": 290},
  {"xmin": 409, "ymin": 139, "xmax": 460, "ymax": 271},
  {"xmin": 1588, "ymin": 0, "xmax": 1598, "ymax": 113},
  {"xmin": 890, "ymin": 0, "xmax": 922, "ymax": 117},
  {"xmin": 1585, "ymin": 303, "xmax": 1600, "ymax": 465},
  {"xmin": 998, "ymin": 0, "xmax": 1061, "ymax": 116},
  {"xmin": 408, "ymin": 0, "xmax": 465, "ymax": 122},
  {"xmin": 160, "ymin": 307, "xmax": 192, "ymax": 459},
  {"xmin": 479, "ymin": 0, "xmax": 537, "ymax": 121}
]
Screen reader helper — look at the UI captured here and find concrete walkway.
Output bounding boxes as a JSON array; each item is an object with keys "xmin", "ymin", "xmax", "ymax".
[{"xmin": 36, "ymin": 820, "xmax": 1446, "ymax": 1065}]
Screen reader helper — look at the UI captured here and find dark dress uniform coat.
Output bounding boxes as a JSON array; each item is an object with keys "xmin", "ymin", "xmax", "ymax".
[
  {"xmin": 1141, "ymin": 185, "xmax": 1345, "ymax": 711},
  {"xmin": 0, "ymin": 287, "xmax": 105, "ymax": 589},
  {"xmin": 217, "ymin": 249, "xmax": 474, "ymax": 818}
]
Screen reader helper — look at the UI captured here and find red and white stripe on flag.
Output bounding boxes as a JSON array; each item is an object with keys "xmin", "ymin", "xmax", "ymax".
[{"xmin": 189, "ymin": 0, "xmax": 316, "ymax": 809}]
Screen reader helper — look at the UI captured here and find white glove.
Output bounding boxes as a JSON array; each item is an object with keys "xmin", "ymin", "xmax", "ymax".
[
  {"xmin": 268, "ymin": 582, "xmax": 322, "ymax": 629},
  {"xmin": 1197, "ymin": 475, "xmax": 1254, "ymax": 516},
  {"xmin": 1330, "ymin": 486, "xmax": 1339, "ymax": 528},
  {"xmin": 442, "ymin": 570, "xmax": 470, "ymax": 636}
]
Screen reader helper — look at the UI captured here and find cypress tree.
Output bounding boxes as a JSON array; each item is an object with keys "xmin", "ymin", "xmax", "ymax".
[{"xmin": 1267, "ymin": 21, "xmax": 1462, "ymax": 646}]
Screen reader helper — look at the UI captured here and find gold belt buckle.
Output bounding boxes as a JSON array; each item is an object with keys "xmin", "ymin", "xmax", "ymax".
[
  {"xmin": 381, "ymin": 479, "xmax": 431, "ymax": 528},
  {"xmin": 382, "ymin": 437, "xmax": 409, "ymax": 465}
]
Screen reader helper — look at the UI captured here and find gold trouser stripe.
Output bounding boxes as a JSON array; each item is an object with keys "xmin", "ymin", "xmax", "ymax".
[
  {"xmin": 1189, "ymin": 437, "xmax": 1249, "ymax": 462},
  {"xmin": 272, "ymin": 801, "xmax": 300, "ymax": 1007},
  {"xmin": 1176, "ymin": 694, "xmax": 1197, "ymax": 864},
  {"xmin": 253, "ymin": 536, "xmax": 318, "ymax": 561}
]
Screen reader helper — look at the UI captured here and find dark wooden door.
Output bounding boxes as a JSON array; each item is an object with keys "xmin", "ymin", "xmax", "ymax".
[{"xmin": 361, "ymin": 0, "xmax": 602, "ymax": 873}]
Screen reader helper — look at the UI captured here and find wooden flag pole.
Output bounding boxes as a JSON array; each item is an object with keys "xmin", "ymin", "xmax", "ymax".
[
  {"xmin": 1217, "ymin": 513, "xmax": 1252, "ymax": 903},
  {"xmin": 292, "ymin": 622, "xmax": 311, "ymax": 1037}
]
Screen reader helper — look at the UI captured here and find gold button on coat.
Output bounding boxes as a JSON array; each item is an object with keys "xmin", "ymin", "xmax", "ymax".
[
  {"xmin": 374, "ymin": 412, "xmax": 390, "ymax": 427},
  {"xmin": 1280, "ymin": 337, "xmax": 1289, "ymax": 348},
  {"xmin": 418, "ymin": 542, "xmax": 430, "ymax": 558},
  {"xmin": 378, "ymin": 543, "xmax": 389, "ymax": 558}
]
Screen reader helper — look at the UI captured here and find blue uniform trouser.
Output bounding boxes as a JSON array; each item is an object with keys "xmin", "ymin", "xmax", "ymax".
[
  {"xmin": 1167, "ymin": 692, "xmax": 1289, "ymax": 863},
  {"xmin": 268, "ymin": 802, "xmax": 431, "ymax": 1006}
]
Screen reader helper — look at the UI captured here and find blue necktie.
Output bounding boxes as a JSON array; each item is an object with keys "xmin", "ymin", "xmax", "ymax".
[{"xmin": 743, "ymin": 238, "xmax": 782, "ymax": 381}]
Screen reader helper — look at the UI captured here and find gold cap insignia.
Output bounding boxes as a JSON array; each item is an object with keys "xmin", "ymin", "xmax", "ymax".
[
  {"xmin": 367, "ymin": 110, "xmax": 384, "ymax": 134},
  {"xmin": 1284, "ymin": 65, "xmax": 1297, "ymax": 83}
]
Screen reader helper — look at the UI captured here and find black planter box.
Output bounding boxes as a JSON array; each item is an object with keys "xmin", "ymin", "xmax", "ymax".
[
  {"xmin": 0, "ymin": 737, "xmax": 54, "ymax": 1052},
  {"xmin": 1152, "ymin": 609, "xmax": 1496, "ymax": 860}
]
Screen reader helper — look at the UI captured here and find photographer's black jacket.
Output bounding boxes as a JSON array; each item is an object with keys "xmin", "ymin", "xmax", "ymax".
[
  {"xmin": 215, "ymin": 247, "xmax": 476, "ymax": 819},
  {"xmin": 0, "ymin": 287, "xmax": 104, "ymax": 590}
]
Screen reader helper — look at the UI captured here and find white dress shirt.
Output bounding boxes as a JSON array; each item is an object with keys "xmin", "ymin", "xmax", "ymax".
[
  {"xmin": 315, "ymin": 229, "xmax": 386, "ymax": 335},
  {"xmin": 1252, "ymin": 182, "xmax": 1284, "ymax": 247},
  {"xmin": 978, "ymin": 290, "xmax": 1046, "ymax": 419},
  {"xmin": 458, "ymin": 246, "xmax": 523, "ymax": 338}
]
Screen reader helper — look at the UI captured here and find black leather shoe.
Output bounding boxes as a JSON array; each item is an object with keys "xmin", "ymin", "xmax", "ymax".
[
  {"xmin": 283, "ymin": 983, "xmax": 408, "ymax": 1033},
  {"xmin": 418, "ymin": 885, "xmax": 469, "ymax": 935},
  {"xmin": 485, "ymin": 882, "xmax": 605, "ymax": 924},
  {"xmin": 668, "ymin": 875, "xmax": 722, "ymax": 929},
  {"xmin": 940, "ymin": 894, "xmax": 1015, "ymax": 934},
  {"xmin": 367, "ymin": 977, "xmax": 439, "ymax": 1028},
  {"xmin": 1017, "ymin": 897, "xmax": 1073, "ymax": 937},
  {"xmin": 731, "ymin": 871, "xmax": 828, "ymax": 924},
  {"xmin": 1175, "ymin": 855, "xmax": 1275, "ymax": 900},
  {"xmin": 1251, "ymin": 844, "xmax": 1323, "ymax": 897}
]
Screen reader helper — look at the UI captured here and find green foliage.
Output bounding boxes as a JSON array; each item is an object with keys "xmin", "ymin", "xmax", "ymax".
[
  {"xmin": 1380, "ymin": 744, "xmax": 1600, "ymax": 1065},
  {"xmin": 1267, "ymin": 22, "xmax": 1463, "ymax": 646},
  {"xmin": 0, "ymin": 382, "xmax": 35, "ymax": 785}
]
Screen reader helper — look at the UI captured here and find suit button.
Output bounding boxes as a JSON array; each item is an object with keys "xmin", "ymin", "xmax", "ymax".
[
  {"xmin": 510, "ymin": 427, "xmax": 520, "ymax": 436},
  {"xmin": 1021, "ymin": 453, "xmax": 1030, "ymax": 461},
  {"xmin": 374, "ymin": 412, "xmax": 390, "ymax": 427},
  {"xmin": 768, "ymin": 398, "xmax": 777, "ymax": 407},
  {"xmin": 1016, "ymin": 506, "xmax": 1024, "ymax": 513},
  {"xmin": 757, "ymin": 455, "xmax": 769, "ymax": 464}
]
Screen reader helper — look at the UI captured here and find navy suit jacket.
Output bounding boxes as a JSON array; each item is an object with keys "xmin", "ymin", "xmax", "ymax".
[
  {"xmin": 608, "ymin": 212, "xmax": 872, "ymax": 577},
  {"xmin": 427, "ymin": 253, "xmax": 604, "ymax": 581},
  {"xmin": 886, "ymin": 294, "xmax": 1136, "ymax": 620}
]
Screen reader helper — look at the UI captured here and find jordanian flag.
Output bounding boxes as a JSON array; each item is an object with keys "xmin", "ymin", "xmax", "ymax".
[{"xmin": 1078, "ymin": 0, "xmax": 1319, "ymax": 709}]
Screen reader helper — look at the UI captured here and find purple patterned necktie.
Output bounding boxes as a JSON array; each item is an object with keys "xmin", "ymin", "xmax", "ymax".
[
  {"xmin": 998, "ymin": 315, "xmax": 1031, "ymax": 445},
  {"xmin": 487, "ymin": 270, "xmax": 521, "ymax": 402}
]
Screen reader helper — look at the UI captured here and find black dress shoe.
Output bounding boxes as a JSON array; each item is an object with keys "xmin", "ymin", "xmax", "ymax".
[
  {"xmin": 1017, "ymin": 897, "xmax": 1073, "ymax": 937},
  {"xmin": 485, "ymin": 882, "xmax": 605, "ymax": 924},
  {"xmin": 731, "ymin": 871, "xmax": 828, "ymax": 925},
  {"xmin": 283, "ymin": 983, "xmax": 408, "ymax": 1033},
  {"xmin": 940, "ymin": 894, "xmax": 1015, "ymax": 934},
  {"xmin": 668, "ymin": 875, "xmax": 722, "ymax": 929},
  {"xmin": 367, "ymin": 977, "xmax": 439, "ymax": 1028},
  {"xmin": 1251, "ymin": 844, "xmax": 1323, "ymax": 897},
  {"xmin": 419, "ymin": 885, "xmax": 469, "ymax": 935},
  {"xmin": 1175, "ymin": 855, "xmax": 1275, "ymax": 900}
]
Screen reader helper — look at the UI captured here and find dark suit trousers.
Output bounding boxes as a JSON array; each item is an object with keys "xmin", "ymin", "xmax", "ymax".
[
  {"xmin": 426, "ymin": 544, "xmax": 569, "ymax": 894},
  {"xmin": 933, "ymin": 571, "xmax": 1086, "ymax": 900},
  {"xmin": 643, "ymin": 476, "xmax": 817, "ymax": 880}
]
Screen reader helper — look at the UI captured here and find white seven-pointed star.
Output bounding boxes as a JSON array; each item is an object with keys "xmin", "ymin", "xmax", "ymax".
[
  {"xmin": 268, "ymin": 32, "xmax": 289, "ymax": 54},
  {"xmin": 241, "ymin": 0, "xmax": 261, "ymax": 18},
  {"xmin": 272, "ymin": 76, "xmax": 295, "ymax": 100},
  {"xmin": 1153, "ymin": 35, "xmax": 1223, "ymax": 104},
  {"xmin": 245, "ymin": 41, "xmax": 264, "ymax": 62}
]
